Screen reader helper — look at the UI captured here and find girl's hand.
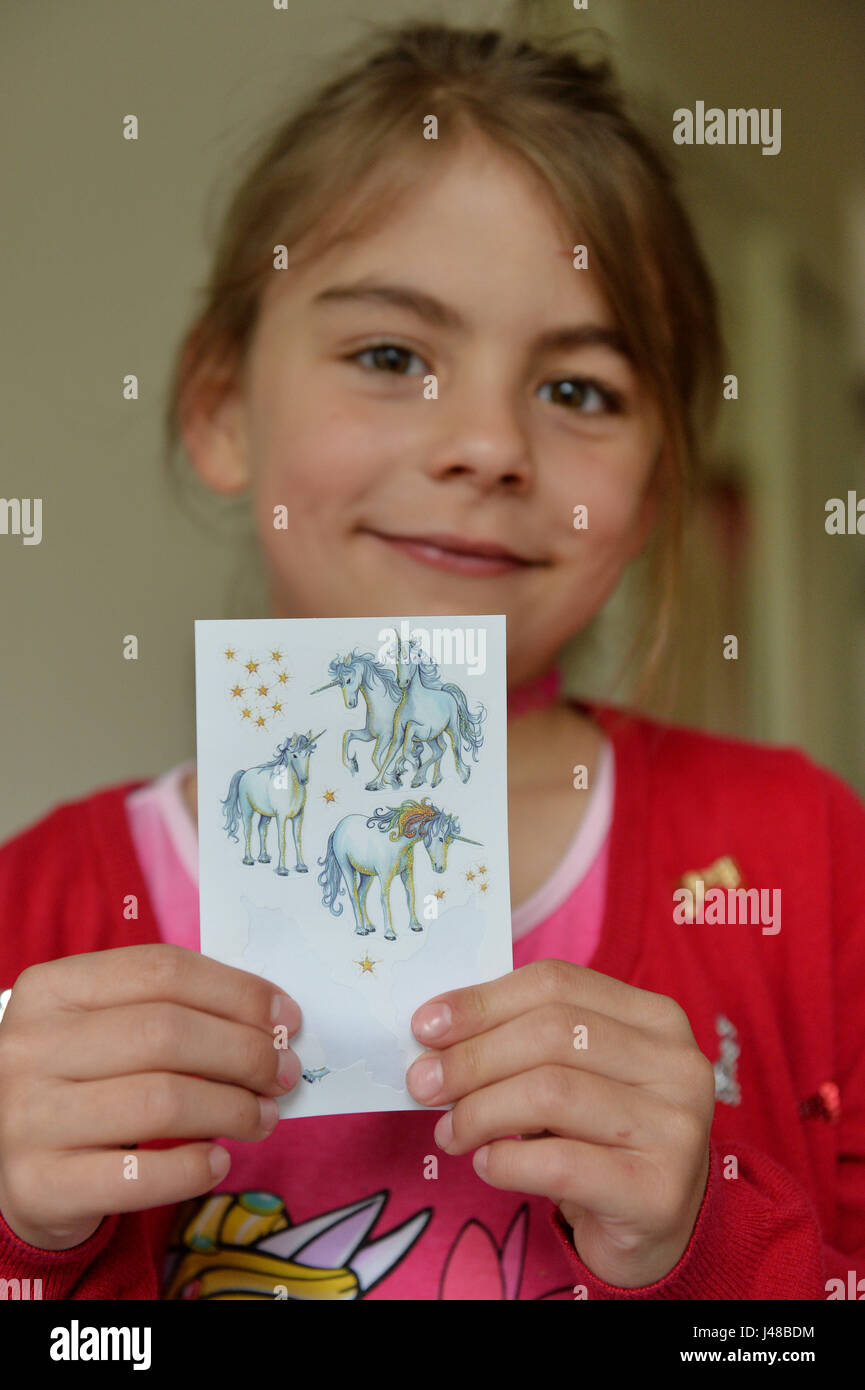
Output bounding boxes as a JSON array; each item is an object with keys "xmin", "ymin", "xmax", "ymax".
[
  {"xmin": 0, "ymin": 944, "xmax": 301, "ymax": 1251},
  {"xmin": 407, "ymin": 959, "xmax": 715, "ymax": 1289}
]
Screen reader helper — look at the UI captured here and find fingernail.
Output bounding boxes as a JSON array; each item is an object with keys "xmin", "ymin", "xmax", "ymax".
[
  {"xmin": 209, "ymin": 1145, "xmax": 231, "ymax": 1180},
  {"xmin": 259, "ymin": 1097, "xmax": 280, "ymax": 1132},
  {"xmin": 434, "ymin": 1111, "xmax": 453, "ymax": 1149},
  {"xmin": 276, "ymin": 1054, "xmax": 299, "ymax": 1091},
  {"xmin": 413, "ymin": 1003, "xmax": 452, "ymax": 1041},
  {"xmin": 408, "ymin": 1056, "xmax": 443, "ymax": 1101},
  {"xmin": 473, "ymin": 1145, "xmax": 490, "ymax": 1176},
  {"xmin": 271, "ymin": 993, "xmax": 298, "ymax": 1029}
]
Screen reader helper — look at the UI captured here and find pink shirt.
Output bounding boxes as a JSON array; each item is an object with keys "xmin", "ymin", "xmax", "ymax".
[{"xmin": 125, "ymin": 743, "xmax": 613, "ymax": 1299}]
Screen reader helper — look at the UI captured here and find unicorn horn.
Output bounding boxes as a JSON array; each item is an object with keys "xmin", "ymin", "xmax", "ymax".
[
  {"xmin": 310, "ymin": 729, "xmax": 326, "ymax": 742},
  {"xmin": 311, "ymin": 680, "xmax": 338, "ymax": 694},
  {"xmin": 454, "ymin": 836, "xmax": 483, "ymax": 845}
]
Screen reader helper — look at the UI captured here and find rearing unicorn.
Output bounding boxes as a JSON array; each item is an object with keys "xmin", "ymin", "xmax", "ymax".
[
  {"xmin": 365, "ymin": 643, "xmax": 486, "ymax": 792},
  {"xmin": 311, "ymin": 651, "xmax": 408, "ymax": 787}
]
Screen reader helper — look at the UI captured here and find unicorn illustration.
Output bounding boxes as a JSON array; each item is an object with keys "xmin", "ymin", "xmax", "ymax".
[
  {"xmin": 220, "ymin": 731, "xmax": 324, "ymax": 876},
  {"xmin": 317, "ymin": 798, "xmax": 481, "ymax": 940},
  {"xmin": 311, "ymin": 651, "xmax": 406, "ymax": 787},
  {"xmin": 373, "ymin": 637, "xmax": 486, "ymax": 790},
  {"xmin": 312, "ymin": 644, "xmax": 486, "ymax": 792}
]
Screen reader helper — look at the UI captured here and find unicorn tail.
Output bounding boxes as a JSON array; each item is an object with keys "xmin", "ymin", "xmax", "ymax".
[
  {"xmin": 317, "ymin": 830, "xmax": 345, "ymax": 916},
  {"xmin": 220, "ymin": 769, "xmax": 245, "ymax": 842}
]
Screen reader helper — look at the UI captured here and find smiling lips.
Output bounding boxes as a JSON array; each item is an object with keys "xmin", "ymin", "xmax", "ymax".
[{"xmin": 367, "ymin": 529, "xmax": 535, "ymax": 576}]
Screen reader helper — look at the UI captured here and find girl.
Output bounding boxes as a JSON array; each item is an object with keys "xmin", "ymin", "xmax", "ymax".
[{"xmin": 0, "ymin": 22, "xmax": 862, "ymax": 1302}]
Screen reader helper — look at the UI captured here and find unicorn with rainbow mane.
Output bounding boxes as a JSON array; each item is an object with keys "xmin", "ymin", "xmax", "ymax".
[{"xmin": 317, "ymin": 798, "xmax": 481, "ymax": 941}]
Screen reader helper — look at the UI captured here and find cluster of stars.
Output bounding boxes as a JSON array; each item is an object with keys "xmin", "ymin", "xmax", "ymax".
[
  {"xmin": 222, "ymin": 646, "xmax": 292, "ymax": 730},
  {"xmin": 464, "ymin": 862, "xmax": 490, "ymax": 894}
]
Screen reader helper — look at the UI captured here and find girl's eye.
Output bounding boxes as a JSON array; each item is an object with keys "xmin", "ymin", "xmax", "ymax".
[
  {"xmin": 352, "ymin": 343, "xmax": 426, "ymax": 375},
  {"xmin": 539, "ymin": 378, "xmax": 623, "ymax": 415}
]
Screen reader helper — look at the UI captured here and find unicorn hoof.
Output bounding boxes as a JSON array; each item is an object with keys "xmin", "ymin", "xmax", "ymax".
[
  {"xmin": 296, "ymin": 865, "xmax": 308, "ymax": 873},
  {"xmin": 364, "ymin": 780, "xmax": 381, "ymax": 792},
  {"xmin": 242, "ymin": 857, "xmax": 255, "ymax": 865},
  {"xmin": 410, "ymin": 923, "xmax": 424, "ymax": 933},
  {"xmin": 258, "ymin": 855, "xmax": 271, "ymax": 864},
  {"xmin": 384, "ymin": 932, "xmax": 397, "ymax": 942},
  {"xmin": 276, "ymin": 866, "xmax": 289, "ymax": 876}
]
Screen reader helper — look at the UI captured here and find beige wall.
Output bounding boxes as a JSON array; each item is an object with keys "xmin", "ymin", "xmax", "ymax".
[{"xmin": 2, "ymin": 0, "xmax": 864, "ymax": 840}]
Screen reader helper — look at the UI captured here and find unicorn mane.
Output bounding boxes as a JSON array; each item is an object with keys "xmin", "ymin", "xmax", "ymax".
[
  {"xmin": 327, "ymin": 650, "xmax": 402, "ymax": 703},
  {"xmin": 366, "ymin": 798, "xmax": 460, "ymax": 845}
]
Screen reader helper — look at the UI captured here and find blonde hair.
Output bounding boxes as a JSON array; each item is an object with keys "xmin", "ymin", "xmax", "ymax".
[{"xmin": 165, "ymin": 22, "xmax": 725, "ymax": 705}]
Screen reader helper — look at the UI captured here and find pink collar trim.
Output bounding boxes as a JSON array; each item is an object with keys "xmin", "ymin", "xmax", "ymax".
[{"xmin": 507, "ymin": 668, "xmax": 563, "ymax": 720}]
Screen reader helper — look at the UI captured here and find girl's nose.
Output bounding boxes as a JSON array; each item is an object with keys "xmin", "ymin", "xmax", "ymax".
[{"xmin": 423, "ymin": 387, "xmax": 534, "ymax": 493}]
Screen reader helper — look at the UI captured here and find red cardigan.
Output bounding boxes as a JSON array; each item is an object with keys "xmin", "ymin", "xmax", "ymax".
[{"xmin": 0, "ymin": 702, "xmax": 863, "ymax": 1300}]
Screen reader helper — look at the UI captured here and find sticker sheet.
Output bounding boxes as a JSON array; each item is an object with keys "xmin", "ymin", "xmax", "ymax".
[{"xmin": 194, "ymin": 615, "xmax": 513, "ymax": 1117}]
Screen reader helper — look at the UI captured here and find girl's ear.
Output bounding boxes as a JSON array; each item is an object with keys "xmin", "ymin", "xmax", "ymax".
[{"xmin": 179, "ymin": 355, "xmax": 252, "ymax": 496}]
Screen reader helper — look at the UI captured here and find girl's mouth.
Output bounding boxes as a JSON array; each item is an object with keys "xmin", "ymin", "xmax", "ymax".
[{"xmin": 364, "ymin": 529, "xmax": 534, "ymax": 577}]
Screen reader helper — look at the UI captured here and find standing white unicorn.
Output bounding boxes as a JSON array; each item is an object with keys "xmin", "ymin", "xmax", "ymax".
[
  {"xmin": 317, "ymin": 798, "xmax": 481, "ymax": 941},
  {"xmin": 221, "ymin": 731, "xmax": 324, "ymax": 875}
]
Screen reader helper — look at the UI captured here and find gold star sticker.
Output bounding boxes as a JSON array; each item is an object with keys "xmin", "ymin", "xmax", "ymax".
[
  {"xmin": 270, "ymin": 650, "xmax": 283, "ymax": 663},
  {"xmin": 322, "ymin": 789, "xmax": 336, "ymax": 803},
  {"xmin": 465, "ymin": 870, "xmax": 475, "ymax": 882},
  {"xmin": 256, "ymin": 684, "xmax": 269, "ymax": 697},
  {"xmin": 224, "ymin": 647, "xmax": 237, "ymax": 661},
  {"xmin": 434, "ymin": 888, "xmax": 446, "ymax": 900},
  {"xmin": 240, "ymin": 707, "xmax": 252, "ymax": 719},
  {"xmin": 277, "ymin": 671, "xmax": 290, "ymax": 684},
  {"xmin": 245, "ymin": 659, "xmax": 259, "ymax": 675},
  {"xmin": 354, "ymin": 952, "xmax": 379, "ymax": 975},
  {"xmin": 255, "ymin": 715, "xmax": 267, "ymax": 728},
  {"xmin": 229, "ymin": 684, "xmax": 244, "ymax": 699},
  {"xmin": 478, "ymin": 864, "xmax": 487, "ymax": 874},
  {"xmin": 271, "ymin": 700, "xmax": 283, "ymax": 714},
  {"xmin": 479, "ymin": 882, "xmax": 489, "ymax": 893}
]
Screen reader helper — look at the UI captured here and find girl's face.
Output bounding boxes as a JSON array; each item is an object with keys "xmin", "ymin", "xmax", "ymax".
[{"xmin": 186, "ymin": 133, "xmax": 665, "ymax": 683}]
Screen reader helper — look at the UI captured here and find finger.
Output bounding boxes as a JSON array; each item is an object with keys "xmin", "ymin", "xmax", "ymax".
[
  {"xmin": 407, "ymin": 1002, "xmax": 676, "ymax": 1104},
  {"xmin": 38, "ymin": 1142, "xmax": 236, "ymax": 1229},
  {"xmin": 434, "ymin": 1065, "xmax": 669, "ymax": 1157},
  {"xmin": 13, "ymin": 944, "xmax": 300, "ymax": 1036},
  {"xmin": 42, "ymin": 1003, "xmax": 301, "ymax": 1098},
  {"xmin": 31, "ymin": 1072, "xmax": 283, "ymax": 1150},
  {"xmin": 470, "ymin": 1134, "xmax": 646, "ymax": 1221},
  {"xmin": 411, "ymin": 959, "xmax": 678, "ymax": 1047}
]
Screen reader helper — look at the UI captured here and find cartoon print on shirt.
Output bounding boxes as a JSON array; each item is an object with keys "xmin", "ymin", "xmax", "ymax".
[
  {"xmin": 162, "ymin": 1189, "xmax": 431, "ymax": 1300},
  {"xmin": 161, "ymin": 1188, "xmax": 573, "ymax": 1300},
  {"xmin": 440, "ymin": 1204, "xmax": 573, "ymax": 1301}
]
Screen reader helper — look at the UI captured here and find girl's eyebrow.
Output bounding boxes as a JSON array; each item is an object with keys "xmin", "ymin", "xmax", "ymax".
[{"xmin": 311, "ymin": 279, "xmax": 634, "ymax": 362}]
